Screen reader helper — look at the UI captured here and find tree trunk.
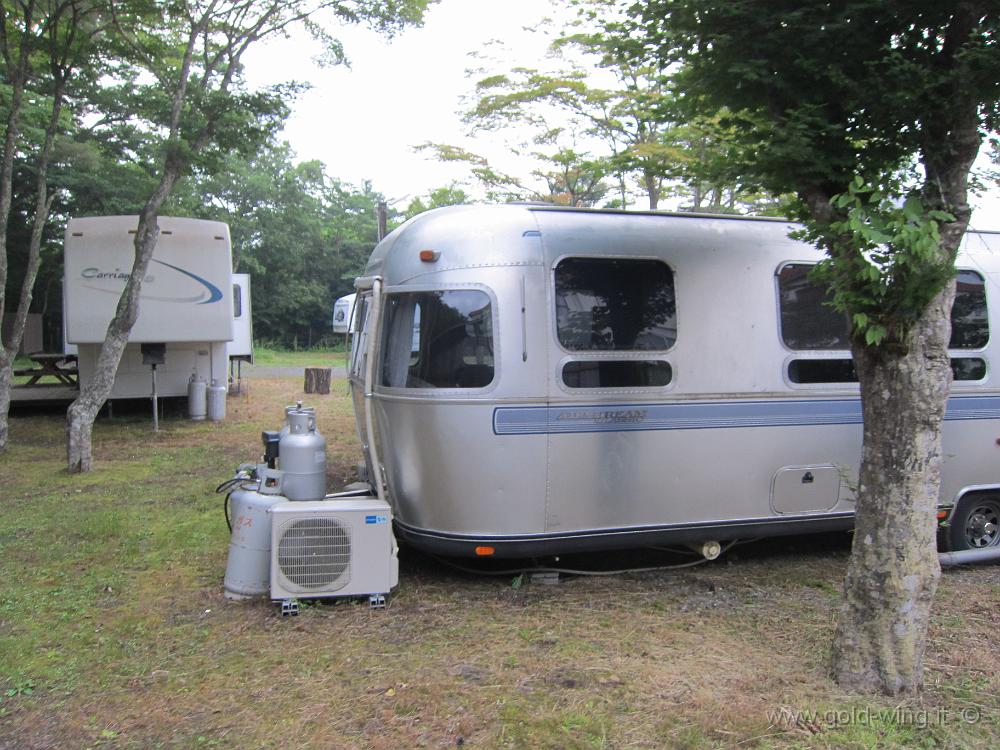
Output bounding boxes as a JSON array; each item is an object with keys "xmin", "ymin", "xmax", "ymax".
[
  {"xmin": 0, "ymin": 360, "xmax": 11, "ymax": 447},
  {"xmin": 643, "ymin": 170, "xmax": 659, "ymax": 210},
  {"xmin": 304, "ymin": 367, "xmax": 332, "ymax": 394},
  {"xmin": 0, "ymin": 74, "xmax": 63, "ymax": 450},
  {"xmin": 831, "ymin": 283, "xmax": 953, "ymax": 694},
  {"xmin": 0, "ymin": 12, "xmax": 33, "ymax": 453},
  {"xmin": 66, "ymin": 171, "xmax": 179, "ymax": 472}
]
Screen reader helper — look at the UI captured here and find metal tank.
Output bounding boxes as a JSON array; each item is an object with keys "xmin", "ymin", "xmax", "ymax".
[
  {"xmin": 279, "ymin": 407, "xmax": 327, "ymax": 501},
  {"xmin": 207, "ymin": 378, "xmax": 226, "ymax": 421},
  {"xmin": 223, "ymin": 479, "xmax": 285, "ymax": 599},
  {"xmin": 280, "ymin": 402, "xmax": 315, "ymax": 439},
  {"xmin": 187, "ymin": 373, "xmax": 207, "ymax": 421}
]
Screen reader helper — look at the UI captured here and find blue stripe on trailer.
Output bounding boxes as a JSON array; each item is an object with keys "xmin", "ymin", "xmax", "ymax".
[{"xmin": 492, "ymin": 395, "xmax": 1000, "ymax": 436}]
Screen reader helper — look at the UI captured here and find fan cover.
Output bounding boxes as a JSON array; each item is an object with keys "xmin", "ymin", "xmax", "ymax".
[{"xmin": 276, "ymin": 516, "xmax": 351, "ymax": 590}]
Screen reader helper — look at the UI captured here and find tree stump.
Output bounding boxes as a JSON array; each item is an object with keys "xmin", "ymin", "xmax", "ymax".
[{"xmin": 304, "ymin": 367, "xmax": 332, "ymax": 394}]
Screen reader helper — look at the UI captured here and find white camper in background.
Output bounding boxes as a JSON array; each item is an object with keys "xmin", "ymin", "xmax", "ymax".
[
  {"xmin": 64, "ymin": 216, "xmax": 236, "ymax": 399},
  {"xmin": 229, "ymin": 273, "xmax": 253, "ymax": 362},
  {"xmin": 332, "ymin": 292, "xmax": 356, "ymax": 334},
  {"xmin": 227, "ymin": 273, "xmax": 254, "ymax": 393}
]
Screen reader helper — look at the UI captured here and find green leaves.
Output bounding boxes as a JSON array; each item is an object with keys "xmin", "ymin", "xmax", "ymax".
[{"xmin": 808, "ymin": 178, "xmax": 957, "ymax": 349}]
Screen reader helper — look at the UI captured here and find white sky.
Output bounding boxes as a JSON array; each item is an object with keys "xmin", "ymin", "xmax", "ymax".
[
  {"xmin": 243, "ymin": 0, "xmax": 1000, "ymax": 228},
  {"xmin": 243, "ymin": 0, "xmax": 562, "ymax": 207}
]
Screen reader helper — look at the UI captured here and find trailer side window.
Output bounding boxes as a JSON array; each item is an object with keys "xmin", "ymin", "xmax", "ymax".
[
  {"xmin": 777, "ymin": 264, "xmax": 850, "ymax": 350},
  {"xmin": 779, "ymin": 265, "xmax": 990, "ymax": 351},
  {"xmin": 381, "ymin": 290, "xmax": 494, "ymax": 389},
  {"xmin": 233, "ymin": 283, "xmax": 242, "ymax": 319},
  {"xmin": 555, "ymin": 258, "xmax": 676, "ymax": 351},
  {"xmin": 780, "ymin": 264, "xmax": 990, "ymax": 384},
  {"xmin": 789, "ymin": 357, "xmax": 987, "ymax": 383},
  {"xmin": 562, "ymin": 360, "xmax": 672, "ymax": 388},
  {"xmin": 951, "ymin": 270, "xmax": 989, "ymax": 349}
]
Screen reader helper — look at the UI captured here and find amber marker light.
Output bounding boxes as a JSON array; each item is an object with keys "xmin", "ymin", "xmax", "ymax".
[
  {"xmin": 474, "ymin": 546, "xmax": 495, "ymax": 556},
  {"xmin": 937, "ymin": 510, "xmax": 948, "ymax": 520},
  {"xmin": 419, "ymin": 249, "xmax": 440, "ymax": 262}
]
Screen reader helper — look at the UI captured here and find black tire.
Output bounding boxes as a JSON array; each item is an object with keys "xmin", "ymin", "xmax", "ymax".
[{"xmin": 948, "ymin": 495, "xmax": 1000, "ymax": 551}]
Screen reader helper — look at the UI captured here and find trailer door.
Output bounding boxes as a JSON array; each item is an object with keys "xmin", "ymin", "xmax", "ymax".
[{"xmin": 349, "ymin": 280, "xmax": 382, "ymax": 493}]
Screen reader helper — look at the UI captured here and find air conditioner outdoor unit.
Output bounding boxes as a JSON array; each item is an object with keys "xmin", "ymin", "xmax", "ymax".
[{"xmin": 269, "ymin": 498, "xmax": 398, "ymax": 609}]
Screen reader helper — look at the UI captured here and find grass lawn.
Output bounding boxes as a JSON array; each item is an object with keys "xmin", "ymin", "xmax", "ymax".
[
  {"xmin": 252, "ymin": 346, "xmax": 348, "ymax": 368},
  {"xmin": 1, "ymin": 379, "xmax": 997, "ymax": 749}
]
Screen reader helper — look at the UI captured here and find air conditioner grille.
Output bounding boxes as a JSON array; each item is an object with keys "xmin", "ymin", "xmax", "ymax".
[{"xmin": 277, "ymin": 517, "xmax": 351, "ymax": 590}]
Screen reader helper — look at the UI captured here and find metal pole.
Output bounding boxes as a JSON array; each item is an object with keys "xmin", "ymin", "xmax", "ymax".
[
  {"xmin": 151, "ymin": 364, "xmax": 159, "ymax": 432},
  {"xmin": 939, "ymin": 547, "xmax": 1000, "ymax": 567},
  {"xmin": 376, "ymin": 201, "xmax": 388, "ymax": 242}
]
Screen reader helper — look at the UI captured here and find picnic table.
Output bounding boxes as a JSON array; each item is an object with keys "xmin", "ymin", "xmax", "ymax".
[{"xmin": 14, "ymin": 352, "xmax": 79, "ymax": 386}]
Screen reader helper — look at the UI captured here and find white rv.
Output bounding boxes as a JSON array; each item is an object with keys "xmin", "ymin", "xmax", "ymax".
[
  {"xmin": 348, "ymin": 205, "xmax": 1000, "ymax": 558},
  {"xmin": 332, "ymin": 292, "xmax": 356, "ymax": 335},
  {"xmin": 64, "ymin": 216, "xmax": 248, "ymax": 399}
]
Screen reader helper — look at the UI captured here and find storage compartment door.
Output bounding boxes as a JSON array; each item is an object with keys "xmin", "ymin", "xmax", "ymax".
[{"xmin": 770, "ymin": 465, "xmax": 841, "ymax": 514}]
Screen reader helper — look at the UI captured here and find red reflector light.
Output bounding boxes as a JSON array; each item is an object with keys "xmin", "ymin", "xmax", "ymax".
[
  {"xmin": 474, "ymin": 546, "xmax": 495, "ymax": 557},
  {"xmin": 936, "ymin": 510, "xmax": 948, "ymax": 520},
  {"xmin": 419, "ymin": 249, "xmax": 440, "ymax": 262}
]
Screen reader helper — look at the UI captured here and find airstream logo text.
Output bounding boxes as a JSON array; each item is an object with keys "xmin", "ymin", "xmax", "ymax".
[{"xmin": 557, "ymin": 409, "xmax": 648, "ymax": 424}]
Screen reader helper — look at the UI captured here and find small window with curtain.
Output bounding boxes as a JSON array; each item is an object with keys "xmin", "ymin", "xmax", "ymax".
[
  {"xmin": 232, "ymin": 283, "xmax": 242, "ymax": 319},
  {"xmin": 555, "ymin": 257, "xmax": 676, "ymax": 351},
  {"xmin": 777, "ymin": 264, "xmax": 850, "ymax": 350},
  {"xmin": 381, "ymin": 290, "xmax": 494, "ymax": 389}
]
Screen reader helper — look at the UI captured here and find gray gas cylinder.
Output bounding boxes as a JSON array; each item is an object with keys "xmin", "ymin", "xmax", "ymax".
[
  {"xmin": 279, "ymin": 408, "xmax": 327, "ymax": 501},
  {"xmin": 279, "ymin": 402, "xmax": 314, "ymax": 439},
  {"xmin": 188, "ymin": 373, "xmax": 207, "ymax": 421},
  {"xmin": 207, "ymin": 379, "xmax": 227, "ymax": 422},
  {"xmin": 223, "ymin": 482, "xmax": 286, "ymax": 599}
]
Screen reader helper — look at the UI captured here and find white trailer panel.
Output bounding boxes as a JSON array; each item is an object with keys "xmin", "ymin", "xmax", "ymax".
[
  {"xmin": 65, "ymin": 216, "xmax": 233, "ymax": 344},
  {"xmin": 229, "ymin": 273, "xmax": 253, "ymax": 362},
  {"xmin": 64, "ymin": 215, "xmax": 235, "ymax": 399}
]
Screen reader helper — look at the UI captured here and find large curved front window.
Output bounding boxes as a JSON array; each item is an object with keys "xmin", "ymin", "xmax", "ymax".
[{"xmin": 381, "ymin": 290, "xmax": 494, "ymax": 389}]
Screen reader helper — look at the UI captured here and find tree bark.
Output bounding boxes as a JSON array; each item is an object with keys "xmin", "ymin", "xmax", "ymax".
[
  {"xmin": 0, "ymin": 55, "xmax": 66, "ymax": 450},
  {"xmin": 831, "ymin": 284, "xmax": 952, "ymax": 694},
  {"xmin": 0, "ymin": 3, "xmax": 35, "ymax": 451},
  {"xmin": 304, "ymin": 367, "xmax": 332, "ymax": 394},
  {"xmin": 643, "ymin": 170, "xmax": 659, "ymax": 210}
]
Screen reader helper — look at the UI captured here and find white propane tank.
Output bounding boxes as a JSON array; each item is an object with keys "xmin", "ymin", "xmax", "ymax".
[
  {"xmin": 279, "ymin": 407, "xmax": 327, "ymax": 501},
  {"xmin": 188, "ymin": 373, "xmax": 207, "ymax": 421},
  {"xmin": 207, "ymin": 379, "xmax": 227, "ymax": 422},
  {"xmin": 224, "ymin": 483, "xmax": 286, "ymax": 599}
]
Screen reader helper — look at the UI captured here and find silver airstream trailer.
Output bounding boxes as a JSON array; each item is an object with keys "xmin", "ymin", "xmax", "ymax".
[{"xmin": 347, "ymin": 205, "xmax": 1000, "ymax": 558}]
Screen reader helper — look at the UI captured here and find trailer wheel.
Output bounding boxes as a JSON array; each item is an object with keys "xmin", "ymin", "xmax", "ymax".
[{"xmin": 949, "ymin": 495, "xmax": 1000, "ymax": 551}]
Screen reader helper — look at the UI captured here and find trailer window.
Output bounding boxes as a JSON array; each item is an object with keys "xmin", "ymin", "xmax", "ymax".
[
  {"xmin": 233, "ymin": 283, "xmax": 242, "ymax": 318},
  {"xmin": 788, "ymin": 357, "xmax": 986, "ymax": 383},
  {"xmin": 779, "ymin": 265, "xmax": 989, "ymax": 351},
  {"xmin": 381, "ymin": 291, "xmax": 494, "ymax": 389},
  {"xmin": 349, "ymin": 295, "xmax": 369, "ymax": 380},
  {"xmin": 562, "ymin": 360, "xmax": 672, "ymax": 388},
  {"xmin": 777, "ymin": 264, "xmax": 850, "ymax": 350},
  {"xmin": 951, "ymin": 271, "xmax": 989, "ymax": 349},
  {"xmin": 555, "ymin": 258, "xmax": 676, "ymax": 351}
]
